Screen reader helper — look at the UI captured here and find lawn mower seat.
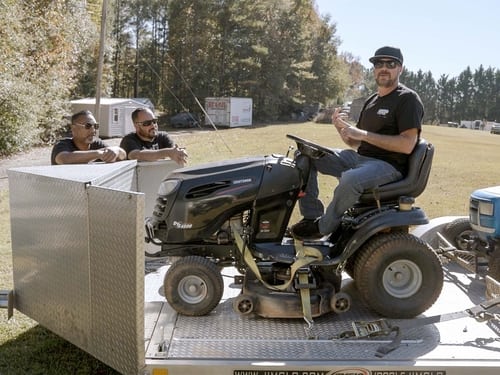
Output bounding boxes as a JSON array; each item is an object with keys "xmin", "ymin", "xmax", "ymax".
[{"xmin": 358, "ymin": 138, "xmax": 434, "ymax": 205}]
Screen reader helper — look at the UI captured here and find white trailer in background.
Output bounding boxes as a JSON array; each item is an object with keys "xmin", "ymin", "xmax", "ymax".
[
  {"xmin": 1, "ymin": 162, "xmax": 500, "ymax": 375},
  {"xmin": 204, "ymin": 97, "xmax": 252, "ymax": 127}
]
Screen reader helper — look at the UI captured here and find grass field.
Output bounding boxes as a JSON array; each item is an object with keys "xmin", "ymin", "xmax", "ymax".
[{"xmin": 1, "ymin": 123, "xmax": 500, "ymax": 374}]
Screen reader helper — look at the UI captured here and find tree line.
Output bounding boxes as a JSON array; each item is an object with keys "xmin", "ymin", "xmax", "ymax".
[
  {"xmin": 1, "ymin": 0, "xmax": 499, "ymax": 157},
  {"xmin": 400, "ymin": 66, "xmax": 500, "ymax": 125}
]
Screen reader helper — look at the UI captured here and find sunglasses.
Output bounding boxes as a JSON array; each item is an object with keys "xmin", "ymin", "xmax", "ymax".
[
  {"xmin": 135, "ymin": 118, "xmax": 158, "ymax": 127},
  {"xmin": 373, "ymin": 60, "xmax": 399, "ymax": 69},
  {"xmin": 73, "ymin": 122, "xmax": 99, "ymax": 130}
]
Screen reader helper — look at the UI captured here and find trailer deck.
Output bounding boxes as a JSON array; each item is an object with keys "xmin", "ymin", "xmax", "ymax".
[{"xmin": 143, "ymin": 259, "xmax": 500, "ymax": 374}]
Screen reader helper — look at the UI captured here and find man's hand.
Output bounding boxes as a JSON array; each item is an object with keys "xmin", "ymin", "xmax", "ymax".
[
  {"xmin": 169, "ymin": 145, "xmax": 188, "ymax": 166},
  {"xmin": 332, "ymin": 107, "xmax": 351, "ymax": 130},
  {"xmin": 332, "ymin": 107, "xmax": 361, "ymax": 149},
  {"xmin": 98, "ymin": 147, "xmax": 120, "ymax": 163}
]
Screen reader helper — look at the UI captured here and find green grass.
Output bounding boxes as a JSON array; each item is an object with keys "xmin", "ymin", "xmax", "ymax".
[{"xmin": 1, "ymin": 123, "xmax": 500, "ymax": 374}]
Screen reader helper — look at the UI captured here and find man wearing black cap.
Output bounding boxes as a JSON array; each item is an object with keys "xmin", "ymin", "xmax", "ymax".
[{"xmin": 291, "ymin": 46, "xmax": 424, "ymax": 242}]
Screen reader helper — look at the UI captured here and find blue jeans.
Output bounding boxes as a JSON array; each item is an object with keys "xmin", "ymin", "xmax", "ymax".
[{"xmin": 298, "ymin": 149, "xmax": 402, "ymax": 235}]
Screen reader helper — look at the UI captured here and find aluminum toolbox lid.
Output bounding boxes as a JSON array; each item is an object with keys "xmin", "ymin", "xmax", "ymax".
[{"xmin": 7, "ymin": 160, "xmax": 137, "ymax": 187}]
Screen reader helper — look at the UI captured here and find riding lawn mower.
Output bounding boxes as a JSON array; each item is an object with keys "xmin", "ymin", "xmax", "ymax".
[{"xmin": 144, "ymin": 134, "xmax": 443, "ymax": 323}]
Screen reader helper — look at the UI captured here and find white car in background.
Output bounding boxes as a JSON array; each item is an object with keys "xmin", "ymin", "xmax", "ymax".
[{"xmin": 491, "ymin": 123, "xmax": 500, "ymax": 134}]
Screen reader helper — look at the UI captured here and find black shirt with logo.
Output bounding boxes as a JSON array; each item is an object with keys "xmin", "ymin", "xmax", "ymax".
[{"xmin": 357, "ymin": 84, "xmax": 424, "ymax": 175}]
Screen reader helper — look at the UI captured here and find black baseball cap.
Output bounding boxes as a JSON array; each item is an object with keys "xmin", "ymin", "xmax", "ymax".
[{"xmin": 369, "ymin": 46, "xmax": 403, "ymax": 65}]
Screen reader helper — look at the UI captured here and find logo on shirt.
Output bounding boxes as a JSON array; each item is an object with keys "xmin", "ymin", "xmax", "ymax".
[{"xmin": 377, "ymin": 108, "xmax": 389, "ymax": 116}]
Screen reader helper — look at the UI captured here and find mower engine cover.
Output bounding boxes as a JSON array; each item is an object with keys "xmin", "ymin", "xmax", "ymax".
[{"xmin": 149, "ymin": 154, "xmax": 303, "ymax": 243}]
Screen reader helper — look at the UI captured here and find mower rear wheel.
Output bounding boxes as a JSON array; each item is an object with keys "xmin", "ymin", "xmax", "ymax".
[
  {"xmin": 353, "ymin": 232, "xmax": 443, "ymax": 318},
  {"xmin": 164, "ymin": 256, "xmax": 224, "ymax": 316}
]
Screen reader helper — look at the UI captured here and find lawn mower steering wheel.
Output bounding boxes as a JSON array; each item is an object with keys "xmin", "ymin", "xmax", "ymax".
[{"xmin": 286, "ymin": 134, "xmax": 335, "ymax": 159}]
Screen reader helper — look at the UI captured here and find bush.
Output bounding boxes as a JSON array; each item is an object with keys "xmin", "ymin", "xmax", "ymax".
[
  {"xmin": 0, "ymin": 81, "xmax": 42, "ymax": 156},
  {"xmin": 0, "ymin": 1, "xmax": 98, "ymax": 156}
]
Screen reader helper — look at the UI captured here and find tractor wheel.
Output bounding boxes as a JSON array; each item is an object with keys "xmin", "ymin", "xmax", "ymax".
[
  {"xmin": 486, "ymin": 251, "xmax": 500, "ymax": 299},
  {"xmin": 164, "ymin": 256, "xmax": 224, "ymax": 316},
  {"xmin": 442, "ymin": 217, "xmax": 473, "ymax": 250},
  {"xmin": 353, "ymin": 232, "xmax": 443, "ymax": 318}
]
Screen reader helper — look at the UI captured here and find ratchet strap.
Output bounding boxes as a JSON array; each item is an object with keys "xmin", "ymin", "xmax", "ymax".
[
  {"xmin": 335, "ymin": 296, "xmax": 500, "ymax": 357},
  {"xmin": 231, "ymin": 225, "xmax": 323, "ymax": 327}
]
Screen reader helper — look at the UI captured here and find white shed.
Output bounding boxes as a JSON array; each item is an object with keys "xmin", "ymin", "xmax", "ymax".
[{"xmin": 70, "ymin": 98, "xmax": 154, "ymax": 138}]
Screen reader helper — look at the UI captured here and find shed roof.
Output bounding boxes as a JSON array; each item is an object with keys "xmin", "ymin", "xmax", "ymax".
[{"xmin": 70, "ymin": 97, "xmax": 146, "ymax": 106}]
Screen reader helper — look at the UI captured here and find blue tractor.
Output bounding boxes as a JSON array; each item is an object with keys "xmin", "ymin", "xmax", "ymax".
[{"xmin": 442, "ymin": 186, "xmax": 500, "ymax": 299}]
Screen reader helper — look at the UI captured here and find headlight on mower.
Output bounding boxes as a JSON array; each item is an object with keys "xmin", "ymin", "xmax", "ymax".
[{"xmin": 158, "ymin": 179, "xmax": 181, "ymax": 196}]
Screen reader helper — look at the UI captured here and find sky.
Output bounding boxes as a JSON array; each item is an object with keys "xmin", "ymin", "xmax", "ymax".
[{"xmin": 314, "ymin": 0, "xmax": 499, "ymax": 78}]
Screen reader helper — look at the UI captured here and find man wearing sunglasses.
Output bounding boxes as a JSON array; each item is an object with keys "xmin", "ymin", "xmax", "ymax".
[
  {"xmin": 119, "ymin": 108, "xmax": 188, "ymax": 166},
  {"xmin": 51, "ymin": 110, "xmax": 126, "ymax": 165},
  {"xmin": 291, "ymin": 46, "xmax": 424, "ymax": 242}
]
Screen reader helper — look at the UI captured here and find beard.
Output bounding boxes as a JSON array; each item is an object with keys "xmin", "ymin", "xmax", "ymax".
[
  {"xmin": 375, "ymin": 73, "xmax": 397, "ymax": 88},
  {"xmin": 138, "ymin": 127, "xmax": 158, "ymax": 141}
]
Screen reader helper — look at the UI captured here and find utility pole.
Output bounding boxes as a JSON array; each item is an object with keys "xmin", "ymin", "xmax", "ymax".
[{"xmin": 95, "ymin": 0, "xmax": 108, "ymax": 123}]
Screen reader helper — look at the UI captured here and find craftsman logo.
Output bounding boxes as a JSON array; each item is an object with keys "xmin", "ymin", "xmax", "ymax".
[
  {"xmin": 233, "ymin": 178, "xmax": 252, "ymax": 184},
  {"xmin": 172, "ymin": 220, "xmax": 193, "ymax": 229}
]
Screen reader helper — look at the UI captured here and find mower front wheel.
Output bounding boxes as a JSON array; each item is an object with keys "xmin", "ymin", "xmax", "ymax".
[{"xmin": 164, "ymin": 256, "xmax": 224, "ymax": 316}]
